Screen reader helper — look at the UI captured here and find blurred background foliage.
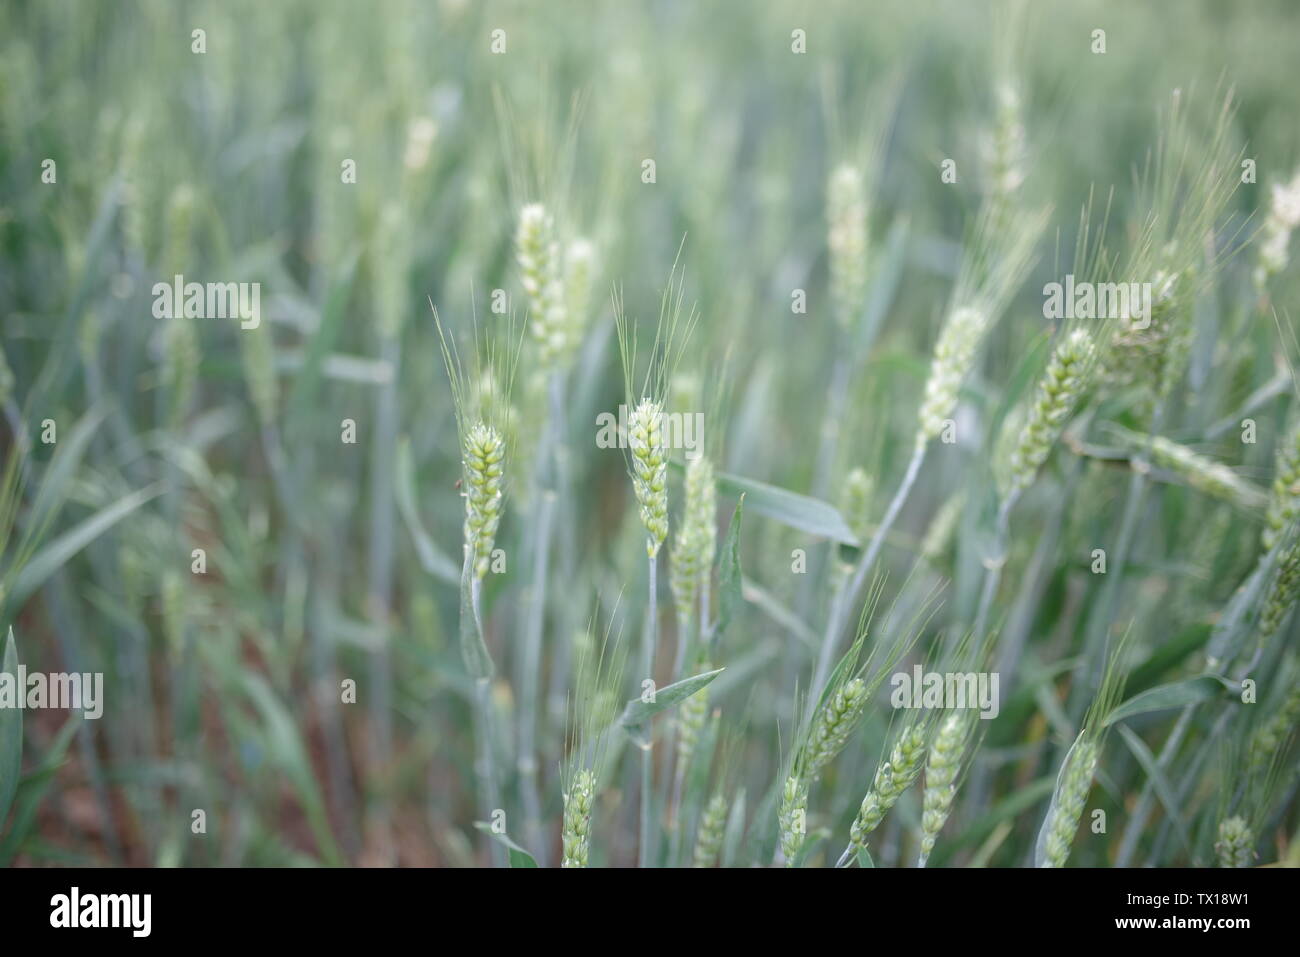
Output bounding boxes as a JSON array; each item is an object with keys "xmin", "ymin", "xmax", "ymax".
[{"xmin": 1, "ymin": 0, "xmax": 1298, "ymax": 866}]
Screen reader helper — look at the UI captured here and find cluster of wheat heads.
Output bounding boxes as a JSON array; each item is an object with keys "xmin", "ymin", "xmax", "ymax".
[{"xmin": 2, "ymin": 0, "xmax": 1300, "ymax": 868}]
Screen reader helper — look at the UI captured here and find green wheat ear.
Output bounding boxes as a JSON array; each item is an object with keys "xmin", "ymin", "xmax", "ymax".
[
  {"xmin": 434, "ymin": 307, "xmax": 523, "ymax": 580},
  {"xmin": 561, "ymin": 768, "xmax": 596, "ymax": 868},
  {"xmin": 1259, "ymin": 545, "xmax": 1300, "ymax": 641},
  {"xmin": 918, "ymin": 710, "xmax": 978, "ymax": 866},
  {"xmin": 692, "ymin": 791, "xmax": 729, "ymax": 868},
  {"xmin": 462, "ymin": 422, "xmax": 506, "ymax": 579},
  {"xmin": 827, "ymin": 162, "xmax": 868, "ymax": 331},
  {"xmin": 613, "ymin": 254, "xmax": 699, "ymax": 563},
  {"xmin": 1037, "ymin": 638, "xmax": 1128, "ymax": 868},
  {"xmin": 628, "ymin": 398, "xmax": 668, "ymax": 556},
  {"xmin": 240, "ymin": 320, "xmax": 278, "ymax": 428},
  {"xmin": 1253, "ymin": 167, "xmax": 1300, "ymax": 291},
  {"xmin": 1002, "ymin": 327, "xmax": 1096, "ymax": 498},
  {"xmin": 1144, "ymin": 434, "xmax": 1268, "ymax": 509},
  {"xmin": 918, "ymin": 305, "xmax": 988, "ymax": 441},
  {"xmin": 1247, "ymin": 682, "xmax": 1300, "ymax": 776},
  {"xmin": 840, "ymin": 467, "xmax": 873, "ymax": 542},
  {"xmin": 1263, "ymin": 417, "xmax": 1300, "ymax": 551},
  {"xmin": 516, "ymin": 202, "xmax": 568, "ymax": 369},
  {"xmin": 849, "ymin": 718, "xmax": 929, "ymax": 850},
  {"xmin": 804, "ymin": 676, "xmax": 868, "ymax": 779},
  {"xmin": 670, "ymin": 455, "xmax": 716, "ymax": 621},
  {"xmin": 778, "ymin": 774, "xmax": 808, "ymax": 867},
  {"xmin": 675, "ymin": 657, "xmax": 711, "ymax": 767},
  {"xmin": 1215, "ymin": 815, "xmax": 1254, "ymax": 868},
  {"xmin": 1039, "ymin": 735, "xmax": 1099, "ymax": 869}
]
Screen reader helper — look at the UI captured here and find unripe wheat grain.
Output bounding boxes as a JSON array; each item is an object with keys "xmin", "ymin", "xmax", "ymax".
[
  {"xmin": 1253, "ymin": 167, "xmax": 1300, "ymax": 292},
  {"xmin": 693, "ymin": 791, "xmax": 728, "ymax": 868},
  {"xmin": 918, "ymin": 305, "xmax": 988, "ymax": 441},
  {"xmin": 1004, "ymin": 328, "xmax": 1095, "ymax": 496},
  {"xmin": 805, "ymin": 677, "xmax": 868, "ymax": 778},
  {"xmin": 1247, "ymin": 682, "xmax": 1300, "ymax": 775},
  {"xmin": 1144, "ymin": 435, "xmax": 1267, "ymax": 509},
  {"xmin": 849, "ymin": 721, "xmax": 928, "ymax": 850},
  {"xmin": 462, "ymin": 422, "xmax": 506, "ymax": 579},
  {"xmin": 778, "ymin": 774, "xmax": 808, "ymax": 867},
  {"xmin": 628, "ymin": 398, "xmax": 669, "ymax": 557},
  {"xmin": 516, "ymin": 203, "xmax": 568, "ymax": 367},
  {"xmin": 1215, "ymin": 815, "xmax": 1254, "ymax": 868},
  {"xmin": 1263, "ymin": 418, "xmax": 1300, "ymax": 551},
  {"xmin": 918, "ymin": 711, "xmax": 974, "ymax": 866},
  {"xmin": 827, "ymin": 163, "xmax": 868, "ymax": 331},
  {"xmin": 676, "ymin": 668, "xmax": 710, "ymax": 766},
  {"xmin": 562, "ymin": 768, "xmax": 596, "ymax": 868},
  {"xmin": 670, "ymin": 455, "xmax": 716, "ymax": 623},
  {"xmin": 1259, "ymin": 546, "xmax": 1300, "ymax": 640},
  {"xmin": 841, "ymin": 467, "xmax": 873, "ymax": 542},
  {"xmin": 1039, "ymin": 735, "xmax": 1098, "ymax": 868}
]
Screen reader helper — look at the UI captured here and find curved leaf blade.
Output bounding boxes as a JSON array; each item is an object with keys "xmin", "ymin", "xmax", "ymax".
[
  {"xmin": 620, "ymin": 668, "xmax": 723, "ymax": 728},
  {"xmin": 0, "ymin": 627, "xmax": 21, "ymax": 827},
  {"xmin": 1103, "ymin": 675, "xmax": 1234, "ymax": 728}
]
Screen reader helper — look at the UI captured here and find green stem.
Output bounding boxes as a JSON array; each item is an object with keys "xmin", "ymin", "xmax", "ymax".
[
  {"xmin": 518, "ymin": 373, "xmax": 563, "ymax": 866},
  {"xmin": 468, "ymin": 564, "xmax": 504, "ymax": 868},
  {"xmin": 1072, "ymin": 402, "xmax": 1167, "ymax": 718},
  {"xmin": 807, "ymin": 436, "xmax": 927, "ymax": 729},
  {"xmin": 639, "ymin": 553, "xmax": 659, "ymax": 867},
  {"xmin": 972, "ymin": 493, "xmax": 1017, "ymax": 643}
]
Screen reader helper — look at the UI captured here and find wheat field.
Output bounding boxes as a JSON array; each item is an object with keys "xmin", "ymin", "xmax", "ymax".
[{"xmin": 1, "ymin": 0, "xmax": 1298, "ymax": 870}]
